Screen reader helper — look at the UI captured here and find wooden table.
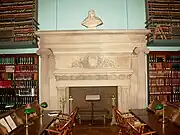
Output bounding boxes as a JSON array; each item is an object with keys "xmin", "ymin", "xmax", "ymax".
[
  {"xmin": 130, "ymin": 109, "xmax": 180, "ymax": 135},
  {"xmin": 10, "ymin": 110, "xmax": 61, "ymax": 135}
]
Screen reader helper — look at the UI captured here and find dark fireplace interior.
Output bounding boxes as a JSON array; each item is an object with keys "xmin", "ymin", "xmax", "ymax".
[{"xmin": 69, "ymin": 86, "xmax": 118, "ymax": 121}]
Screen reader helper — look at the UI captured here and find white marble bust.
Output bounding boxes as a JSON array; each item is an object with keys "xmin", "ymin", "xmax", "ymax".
[{"xmin": 82, "ymin": 9, "xmax": 103, "ymax": 29}]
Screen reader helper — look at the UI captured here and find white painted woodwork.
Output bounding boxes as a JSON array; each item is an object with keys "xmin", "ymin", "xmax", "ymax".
[{"xmin": 36, "ymin": 29, "xmax": 149, "ymax": 113}]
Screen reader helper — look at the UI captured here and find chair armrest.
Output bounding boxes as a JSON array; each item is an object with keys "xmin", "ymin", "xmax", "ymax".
[
  {"xmin": 57, "ymin": 115, "xmax": 70, "ymax": 122},
  {"xmin": 117, "ymin": 123, "xmax": 129, "ymax": 128},
  {"xmin": 134, "ymin": 123, "xmax": 147, "ymax": 127},
  {"xmin": 45, "ymin": 129, "xmax": 61, "ymax": 134},
  {"xmin": 121, "ymin": 112, "xmax": 131, "ymax": 115},
  {"xmin": 56, "ymin": 117, "xmax": 69, "ymax": 121},
  {"xmin": 60, "ymin": 113, "xmax": 69, "ymax": 116},
  {"xmin": 122, "ymin": 113, "xmax": 134, "ymax": 118},
  {"xmin": 142, "ymin": 131, "xmax": 156, "ymax": 135}
]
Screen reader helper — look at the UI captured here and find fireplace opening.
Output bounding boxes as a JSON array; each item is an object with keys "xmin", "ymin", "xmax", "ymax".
[{"xmin": 69, "ymin": 86, "xmax": 118, "ymax": 123}]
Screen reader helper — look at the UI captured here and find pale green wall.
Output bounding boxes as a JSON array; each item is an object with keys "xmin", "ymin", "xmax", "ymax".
[
  {"xmin": 0, "ymin": 47, "xmax": 179, "ymax": 55},
  {"xmin": 148, "ymin": 47, "xmax": 180, "ymax": 51},
  {"xmin": 1, "ymin": 0, "xmax": 180, "ymax": 53},
  {"xmin": 38, "ymin": 0, "xmax": 146, "ymax": 30}
]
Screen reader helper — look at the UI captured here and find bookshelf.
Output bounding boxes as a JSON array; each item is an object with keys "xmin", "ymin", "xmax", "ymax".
[
  {"xmin": 0, "ymin": 0, "xmax": 39, "ymax": 49},
  {"xmin": 145, "ymin": 0, "xmax": 180, "ymax": 46},
  {"xmin": 148, "ymin": 51, "xmax": 180, "ymax": 104},
  {"xmin": 0, "ymin": 54, "xmax": 39, "ymax": 113}
]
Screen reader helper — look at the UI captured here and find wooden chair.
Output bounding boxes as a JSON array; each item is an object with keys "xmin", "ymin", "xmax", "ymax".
[
  {"xmin": 113, "ymin": 107, "xmax": 134, "ymax": 119},
  {"xmin": 114, "ymin": 108, "xmax": 153, "ymax": 135},
  {"xmin": 114, "ymin": 108, "xmax": 132, "ymax": 135},
  {"xmin": 127, "ymin": 120, "xmax": 156, "ymax": 135},
  {"xmin": 49, "ymin": 107, "xmax": 79, "ymax": 135},
  {"xmin": 57, "ymin": 107, "xmax": 78, "ymax": 119},
  {"xmin": 45, "ymin": 118, "xmax": 72, "ymax": 135},
  {"xmin": 56, "ymin": 107, "xmax": 79, "ymax": 126}
]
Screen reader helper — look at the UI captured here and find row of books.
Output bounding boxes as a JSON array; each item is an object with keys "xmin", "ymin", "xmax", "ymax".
[
  {"xmin": 149, "ymin": 85, "xmax": 171, "ymax": 92},
  {"xmin": 0, "ymin": 20, "xmax": 38, "ymax": 27},
  {"xmin": 0, "ymin": 56, "xmax": 38, "ymax": 65},
  {"xmin": 0, "ymin": 80, "xmax": 37, "ymax": 88},
  {"xmin": 146, "ymin": 0, "xmax": 180, "ymax": 23},
  {"xmin": 0, "ymin": 87, "xmax": 37, "ymax": 95},
  {"xmin": 14, "ymin": 73, "xmax": 38, "ymax": 80},
  {"xmin": 0, "ymin": 96, "xmax": 36, "ymax": 105},
  {"xmin": 149, "ymin": 78, "xmax": 171, "ymax": 86},
  {"xmin": 0, "ymin": 4, "xmax": 33, "ymax": 10},
  {"xmin": 149, "ymin": 94, "xmax": 179, "ymax": 103},
  {"xmin": 0, "ymin": 71, "xmax": 37, "ymax": 78},
  {"xmin": 0, "ymin": 73, "xmax": 38, "ymax": 81},
  {"xmin": 149, "ymin": 63, "xmax": 180, "ymax": 70},
  {"xmin": 0, "ymin": 0, "xmax": 38, "ymax": 44},
  {"xmin": 0, "ymin": 0, "xmax": 37, "ymax": 21},
  {"xmin": 149, "ymin": 70, "xmax": 180, "ymax": 78},
  {"xmin": 146, "ymin": 0, "xmax": 180, "ymax": 41},
  {"xmin": 0, "ymin": 66, "xmax": 38, "ymax": 73},
  {"xmin": 0, "ymin": 0, "xmax": 35, "ymax": 5},
  {"xmin": 149, "ymin": 70, "xmax": 171, "ymax": 77},
  {"xmin": 149, "ymin": 55, "xmax": 180, "ymax": 62},
  {"xmin": 149, "ymin": 78, "xmax": 180, "ymax": 86},
  {"xmin": 0, "ymin": 12, "xmax": 34, "ymax": 19},
  {"xmin": 148, "ymin": 52, "xmax": 180, "ymax": 103},
  {"xmin": 14, "ymin": 80, "xmax": 38, "ymax": 88}
]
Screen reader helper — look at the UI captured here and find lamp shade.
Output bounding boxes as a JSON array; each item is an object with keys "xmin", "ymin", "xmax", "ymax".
[
  {"xmin": 155, "ymin": 104, "xmax": 164, "ymax": 110},
  {"xmin": 40, "ymin": 102, "xmax": 48, "ymax": 108},
  {"xmin": 24, "ymin": 104, "xmax": 35, "ymax": 114}
]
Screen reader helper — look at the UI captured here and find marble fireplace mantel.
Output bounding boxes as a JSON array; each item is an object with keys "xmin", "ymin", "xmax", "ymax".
[{"xmin": 36, "ymin": 29, "xmax": 149, "ymax": 113}]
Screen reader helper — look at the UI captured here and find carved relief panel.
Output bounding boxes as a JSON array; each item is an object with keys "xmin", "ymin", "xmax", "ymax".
[{"xmin": 54, "ymin": 54, "xmax": 132, "ymax": 70}]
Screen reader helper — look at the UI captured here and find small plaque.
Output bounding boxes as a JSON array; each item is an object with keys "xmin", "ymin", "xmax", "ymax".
[
  {"xmin": 5, "ymin": 66, "xmax": 15, "ymax": 72},
  {"xmin": 86, "ymin": 95, "xmax": 100, "ymax": 101}
]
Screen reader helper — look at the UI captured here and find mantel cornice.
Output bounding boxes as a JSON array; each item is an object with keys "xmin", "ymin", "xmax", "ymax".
[
  {"xmin": 36, "ymin": 29, "xmax": 149, "ymax": 48},
  {"xmin": 36, "ymin": 29, "xmax": 150, "ymax": 35}
]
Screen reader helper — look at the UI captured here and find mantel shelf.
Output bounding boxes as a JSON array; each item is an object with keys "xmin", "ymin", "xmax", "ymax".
[
  {"xmin": 53, "ymin": 69, "xmax": 133, "ymax": 82},
  {"xmin": 53, "ymin": 69, "xmax": 133, "ymax": 75}
]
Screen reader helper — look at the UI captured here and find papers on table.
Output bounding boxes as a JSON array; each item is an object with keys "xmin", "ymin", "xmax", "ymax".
[
  {"xmin": 0, "ymin": 115, "xmax": 17, "ymax": 133},
  {"xmin": 85, "ymin": 95, "xmax": 101, "ymax": 101},
  {"xmin": 48, "ymin": 111, "xmax": 60, "ymax": 117},
  {"xmin": 48, "ymin": 113, "xmax": 59, "ymax": 116},
  {"xmin": 5, "ymin": 115, "xmax": 17, "ymax": 130},
  {"xmin": 0, "ymin": 118, "xmax": 11, "ymax": 133}
]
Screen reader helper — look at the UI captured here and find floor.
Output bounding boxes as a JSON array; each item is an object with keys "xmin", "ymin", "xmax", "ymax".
[{"xmin": 74, "ymin": 120, "xmax": 118, "ymax": 135}]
